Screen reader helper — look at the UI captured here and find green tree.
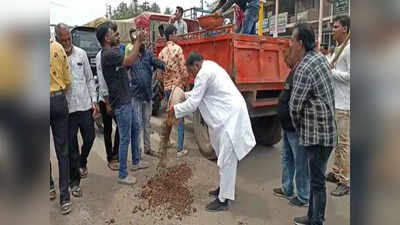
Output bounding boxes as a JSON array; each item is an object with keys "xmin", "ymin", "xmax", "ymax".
[
  {"xmin": 111, "ymin": 1, "xmax": 144, "ymax": 20},
  {"xmin": 150, "ymin": 2, "xmax": 161, "ymax": 13},
  {"xmin": 164, "ymin": 7, "xmax": 172, "ymax": 15}
]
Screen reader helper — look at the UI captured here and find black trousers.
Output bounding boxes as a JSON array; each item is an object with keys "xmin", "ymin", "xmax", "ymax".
[
  {"xmin": 68, "ymin": 109, "xmax": 95, "ymax": 187},
  {"xmin": 99, "ymin": 101, "xmax": 119, "ymax": 162},
  {"xmin": 305, "ymin": 145, "xmax": 333, "ymax": 225},
  {"xmin": 50, "ymin": 94, "xmax": 70, "ymax": 204}
]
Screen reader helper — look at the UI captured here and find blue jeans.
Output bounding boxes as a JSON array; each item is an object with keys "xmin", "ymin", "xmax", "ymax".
[
  {"xmin": 240, "ymin": 0, "xmax": 259, "ymax": 34},
  {"xmin": 305, "ymin": 145, "xmax": 333, "ymax": 225},
  {"xmin": 114, "ymin": 103, "xmax": 140, "ymax": 179},
  {"xmin": 165, "ymin": 90, "xmax": 184, "ymax": 151},
  {"xmin": 281, "ymin": 130, "xmax": 310, "ymax": 203}
]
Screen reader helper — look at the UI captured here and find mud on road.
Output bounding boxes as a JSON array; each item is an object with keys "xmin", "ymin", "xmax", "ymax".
[{"xmin": 50, "ymin": 114, "xmax": 350, "ymax": 225}]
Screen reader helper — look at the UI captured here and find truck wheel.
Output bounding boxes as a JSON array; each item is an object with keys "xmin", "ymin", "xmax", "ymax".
[
  {"xmin": 152, "ymin": 76, "xmax": 163, "ymax": 116},
  {"xmin": 193, "ymin": 110, "xmax": 217, "ymax": 161},
  {"xmin": 152, "ymin": 98, "xmax": 161, "ymax": 116},
  {"xmin": 252, "ymin": 115, "xmax": 282, "ymax": 146}
]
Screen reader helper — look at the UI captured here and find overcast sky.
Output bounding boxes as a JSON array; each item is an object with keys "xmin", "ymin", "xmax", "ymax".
[{"xmin": 50, "ymin": 0, "xmax": 211, "ymax": 26}]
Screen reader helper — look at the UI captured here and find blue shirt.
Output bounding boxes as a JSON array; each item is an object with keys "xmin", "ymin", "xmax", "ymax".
[{"xmin": 130, "ymin": 50, "xmax": 165, "ymax": 102}]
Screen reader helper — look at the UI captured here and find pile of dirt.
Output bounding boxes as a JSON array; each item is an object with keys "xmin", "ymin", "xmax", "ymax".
[{"xmin": 133, "ymin": 163, "xmax": 196, "ymax": 220}]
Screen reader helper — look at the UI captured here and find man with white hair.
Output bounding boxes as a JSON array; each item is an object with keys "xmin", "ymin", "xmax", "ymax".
[{"xmin": 169, "ymin": 51, "xmax": 256, "ymax": 212}]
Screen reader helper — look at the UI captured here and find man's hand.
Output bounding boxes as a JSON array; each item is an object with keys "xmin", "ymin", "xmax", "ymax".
[
  {"xmin": 169, "ymin": 16, "xmax": 176, "ymax": 24},
  {"xmin": 136, "ymin": 30, "xmax": 145, "ymax": 44},
  {"xmin": 105, "ymin": 102, "xmax": 113, "ymax": 116},
  {"xmin": 92, "ymin": 103, "xmax": 99, "ymax": 119},
  {"xmin": 156, "ymin": 70, "xmax": 163, "ymax": 80},
  {"xmin": 329, "ymin": 63, "xmax": 335, "ymax": 70}
]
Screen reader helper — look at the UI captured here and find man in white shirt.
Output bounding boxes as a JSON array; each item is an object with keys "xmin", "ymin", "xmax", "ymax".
[
  {"xmin": 326, "ymin": 15, "xmax": 351, "ymax": 197},
  {"xmin": 56, "ymin": 23, "xmax": 98, "ymax": 197},
  {"xmin": 169, "ymin": 6, "xmax": 187, "ymax": 35},
  {"xmin": 170, "ymin": 52, "xmax": 256, "ymax": 212}
]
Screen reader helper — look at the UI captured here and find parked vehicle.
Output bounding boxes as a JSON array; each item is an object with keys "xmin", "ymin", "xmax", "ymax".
[
  {"xmin": 155, "ymin": 25, "xmax": 290, "ymax": 160},
  {"xmin": 71, "ymin": 26, "xmax": 101, "ymax": 76}
]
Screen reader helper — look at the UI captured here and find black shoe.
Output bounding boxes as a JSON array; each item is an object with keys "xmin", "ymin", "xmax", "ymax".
[
  {"xmin": 112, "ymin": 154, "xmax": 119, "ymax": 162},
  {"xmin": 331, "ymin": 184, "xmax": 350, "ymax": 197},
  {"xmin": 326, "ymin": 172, "xmax": 339, "ymax": 183},
  {"xmin": 208, "ymin": 187, "xmax": 220, "ymax": 196},
  {"xmin": 144, "ymin": 150, "xmax": 156, "ymax": 157},
  {"xmin": 294, "ymin": 216, "xmax": 310, "ymax": 225},
  {"xmin": 273, "ymin": 187, "xmax": 293, "ymax": 199},
  {"xmin": 289, "ymin": 197, "xmax": 308, "ymax": 207},
  {"xmin": 205, "ymin": 198, "xmax": 228, "ymax": 212}
]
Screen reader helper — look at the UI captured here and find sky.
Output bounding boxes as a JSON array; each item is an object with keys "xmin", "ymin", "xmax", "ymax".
[{"xmin": 50, "ymin": 0, "xmax": 211, "ymax": 26}]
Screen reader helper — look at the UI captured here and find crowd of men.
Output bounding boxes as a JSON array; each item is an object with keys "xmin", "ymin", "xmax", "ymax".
[
  {"xmin": 50, "ymin": 3, "xmax": 350, "ymax": 225},
  {"xmin": 272, "ymin": 15, "xmax": 351, "ymax": 225},
  {"xmin": 49, "ymin": 6, "xmax": 189, "ymax": 214}
]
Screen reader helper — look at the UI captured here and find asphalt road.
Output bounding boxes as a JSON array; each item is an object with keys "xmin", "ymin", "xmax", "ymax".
[{"xmin": 50, "ymin": 114, "xmax": 349, "ymax": 225}]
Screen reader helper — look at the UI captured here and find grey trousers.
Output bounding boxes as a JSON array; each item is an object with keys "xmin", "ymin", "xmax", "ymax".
[{"xmin": 132, "ymin": 97, "xmax": 152, "ymax": 156}]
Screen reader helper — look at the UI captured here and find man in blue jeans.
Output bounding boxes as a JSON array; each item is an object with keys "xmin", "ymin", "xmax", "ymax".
[
  {"xmin": 273, "ymin": 47, "xmax": 309, "ymax": 207},
  {"xmin": 213, "ymin": 0, "xmax": 259, "ymax": 35},
  {"xmin": 96, "ymin": 22, "xmax": 145, "ymax": 185}
]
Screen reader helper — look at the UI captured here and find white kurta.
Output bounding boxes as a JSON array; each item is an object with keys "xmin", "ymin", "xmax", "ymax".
[{"xmin": 174, "ymin": 60, "xmax": 256, "ymax": 200}]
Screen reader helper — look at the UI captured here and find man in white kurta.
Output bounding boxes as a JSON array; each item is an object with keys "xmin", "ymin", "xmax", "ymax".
[{"xmin": 172, "ymin": 52, "xmax": 256, "ymax": 212}]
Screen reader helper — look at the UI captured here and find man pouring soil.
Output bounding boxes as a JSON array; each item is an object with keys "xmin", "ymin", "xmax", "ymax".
[{"xmin": 168, "ymin": 52, "xmax": 256, "ymax": 212}]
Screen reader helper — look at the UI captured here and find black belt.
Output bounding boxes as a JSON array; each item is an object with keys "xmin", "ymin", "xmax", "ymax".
[{"xmin": 50, "ymin": 90, "xmax": 64, "ymax": 97}]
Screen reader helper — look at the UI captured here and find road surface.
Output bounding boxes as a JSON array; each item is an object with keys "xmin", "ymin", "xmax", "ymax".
[{"xmin": 50, "ymin": 113, "xmax": 349, "ymax": 225}]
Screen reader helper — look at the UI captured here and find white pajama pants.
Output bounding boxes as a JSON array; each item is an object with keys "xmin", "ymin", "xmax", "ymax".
[{"xmin": 218, "ymin": 146, "xmax": 239, "ymax": 202}]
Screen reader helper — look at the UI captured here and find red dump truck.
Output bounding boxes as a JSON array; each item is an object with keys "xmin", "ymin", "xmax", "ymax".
[{"xmin": 155, "ymin": 25, "xmax": 290, "ymax": 160}]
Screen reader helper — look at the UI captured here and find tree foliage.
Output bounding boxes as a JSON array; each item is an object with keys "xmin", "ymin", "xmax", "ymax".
[
  {"xmin": 111, "ymin": 1, "xmax": 162, "ymax": 20},
  {"xmin": 164, "ymin": 7, "xmax": 172, "ymax": 15},
  {"xmin": 150, "ymin": 2, "xmax": 160, "ymax": 13}
]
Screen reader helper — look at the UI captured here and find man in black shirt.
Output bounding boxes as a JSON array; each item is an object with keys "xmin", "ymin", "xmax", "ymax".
[
  {"xmin": 96, "ymin": 22, "xmax": 145, "ymax": 185},
  {"xmin": 273, "ymin": 47, "xmax": 310, "ymax": 208}
]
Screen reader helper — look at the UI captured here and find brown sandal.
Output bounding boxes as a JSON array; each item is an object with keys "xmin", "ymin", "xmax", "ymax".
[{"xmin": 107, "ymin": 161, "xmax": 119, "ymax": 171}]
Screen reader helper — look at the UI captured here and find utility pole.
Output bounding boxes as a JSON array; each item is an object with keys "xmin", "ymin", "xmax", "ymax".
[
  {"xmin": 201, "ymin": 0, "xmax": 204, "ymax": 16},
  {"xmin": 318, "ymin": 0, "xmax": 323, "ymax": 48},
  {"xmin": 106, "ymin": 4, "xmax": 112, "ymax": 19},
  {"xmin": 134, "ymin": 0, "xmax": 138, "ymax": 14},
  {"xmin": 274, "ymin": 0, "xmax": 278, "ymax": 37}
]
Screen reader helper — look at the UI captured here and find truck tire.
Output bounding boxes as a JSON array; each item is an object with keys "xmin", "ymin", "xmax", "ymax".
[
  {"xmin": 152, "ymin": 76, "xmax": 163, "ymax": 116},
  {"xmin": 193, "ymin": 110, "xmax": 217, "ymax": 161},
  {"xmin": 252, "ymin": 115, "xmax": 282, "ymax": 146}
]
